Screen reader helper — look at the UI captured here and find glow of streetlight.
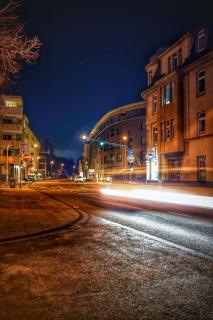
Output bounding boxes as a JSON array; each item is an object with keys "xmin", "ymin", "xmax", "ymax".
[
  {"xmin": 34, "ymin": 144, "xmax": 38, "ymax": 148},
  {"xmin": 51, "ymin": 160, "xmax": 54, "ymax": 165},
  {"xmin": 122, "ymin": 136, "xmax": 127, "ymax": 141}
]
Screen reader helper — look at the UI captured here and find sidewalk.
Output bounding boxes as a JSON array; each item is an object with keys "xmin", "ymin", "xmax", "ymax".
[{"xmin": 0, "ymin": 188, "xmax": 79, "ymax": 241}]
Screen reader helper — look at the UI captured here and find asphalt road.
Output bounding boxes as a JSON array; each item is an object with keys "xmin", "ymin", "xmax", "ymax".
[{"xmin": 0, "ymin": 180, "xmax": 213, "ymax": 320}]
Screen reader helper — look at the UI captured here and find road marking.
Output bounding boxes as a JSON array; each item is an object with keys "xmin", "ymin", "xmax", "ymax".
[{"xmin": 97, "ymin": 216, "xmax": 213, "ymax": 263}]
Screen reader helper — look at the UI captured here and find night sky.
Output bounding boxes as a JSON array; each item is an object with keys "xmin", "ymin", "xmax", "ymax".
[{"xmin": 9, "ymin": 0, "xmax": 212, "ymax": 159}]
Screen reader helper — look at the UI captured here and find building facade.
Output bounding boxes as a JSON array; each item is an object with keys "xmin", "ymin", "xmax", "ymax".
[
  {"xmin": 142, "ymin": 27, "xmax": 213, "ymax": 183},
  {"xmin": 84, "ymin": 102, "xmax": 146, "ymax": 181},
  {"xmin": 0, "ymin": 95, "xmax": 40, "ymax": 182}
]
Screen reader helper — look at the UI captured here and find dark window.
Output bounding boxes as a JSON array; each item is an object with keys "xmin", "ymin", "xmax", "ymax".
[
  {"xmin": 110, "ymin": 128, "xmax": 115, "ymax": 137},
  {"xmin": 3, "ymin": 149, "xmax": 12, "ymax": 156},
  {"xmin": 172, "ymin": 53, "xmax": 178, "ymax": 69},
  {"xmin": 141, "ymin": 151, "xmax": 146, "ymax": 165},
  {"xmin": 116, "ymin": 127, "xmax": 120, "ymax": 135},
  {"xmin": 197, "ymin": 70, "xmax": 205, "ymax": 94},
  {"xmin": 3, "ymin": 134, "xmax": 12, "ymax": 140},
  {"xmin": 171, "ymin": 119, "xmax": 175, "ymax": 139},
  {"xmin": 198, "ymin": 112, "xmax": 205, "ymax": 134},
  {"xmin": 160, "ymin": 122, "xmax": 164, "ymax": 142},
  {"xmin": 197, "ymin": 29, "xmax": 206, "ymax": 52},
  {"xmin": 165, "ymin": 120, "xmax": 170, "ymax": 140},
  {"xmin": 141, "ymin": 135, "xmax": 146, "ymax": 146},
  {"xmin": 168, "ymin": 56, "xmax": 172, "ymax": 73},
  {"xmin": 170, "ymin": 81, "xmax": 175, "ymax": 102},
  {"xmin": 160, "ymin": 87, "xmax": 165, "ymax": 107},
  {"xmin": 148, "ymin": 71, "xmax": 153, "ymax": 85},
  {"xmin": 178, "ymin": 48, "xmax": 183, "ymax": 65},
  {"xmin": 117, "ymin": 153, "xmax": 122, "ymax": 162},
  {"xmin": 152, "ymin": 95, "xmax": 157, "ymax": 113},
  {"xmin": 169, "ymin": 159, "xmax": 180, "ymax": 181},
  {"xmin": 197, "ymin": 155, "xmax": 206, "ymax": 181}
]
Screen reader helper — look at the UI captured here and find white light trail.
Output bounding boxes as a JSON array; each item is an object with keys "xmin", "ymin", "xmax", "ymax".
[{"xmin": 100, "ymin": 188, "xmax": 213, "ymax": 209}]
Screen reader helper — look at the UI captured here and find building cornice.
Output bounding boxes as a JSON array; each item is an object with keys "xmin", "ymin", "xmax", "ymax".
[{"xmin": 90, "ymin": 101, "xmax": 146, "ymax": 138}]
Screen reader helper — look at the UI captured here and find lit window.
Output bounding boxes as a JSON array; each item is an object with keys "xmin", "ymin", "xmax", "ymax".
[
  {"xmin": 152, "ymin": 95, "xmax": 157, "ymax": 113},
  {"xmin": 198, "ymin": 112, "xmax": 205, "ymax": 134},
  {"xmin": 197, "ymin": 29, "xmax": 206, "ymax": 53},
  {"xmin": 165, "ymin": 84, "xmax": 170, "ymax": 104},
  {"xmin": 152, "ymin": 126, "xmax": 158, "ymax": 145},
  {"xmin": 197, "ymin": 70, "xmax": 205, "ymax": 94}
]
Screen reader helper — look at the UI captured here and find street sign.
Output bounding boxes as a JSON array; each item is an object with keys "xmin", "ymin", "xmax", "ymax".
[
  {"xmin": 20, "ymin": 143, "xmax": 28, "ymax": 155},
  {"xmin": 146, "ymin": 152, "xmax": 155, "ymax": 159},
  {"xmin": 22, "ymin": 153, "xmax": 32, "ymax": 163},
  {"xmin": 128, "ymin": 149, "xmax": 134, "ymax": 155},
  {"xmin": 127, "ymin": 155, "xmax": 135, "ymax": 164}
]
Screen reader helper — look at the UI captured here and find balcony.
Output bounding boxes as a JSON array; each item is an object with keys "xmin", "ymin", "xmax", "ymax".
[
  {"xmin": 0, "ymin": 155, "xmax": 20, "ymax": 165},
  {"xmin": 0, "ymin": 140, "xmax": 22, "ymax": 148},
  {"xmin": 1, "ymin": 123, "xmax": 22, "ymax": 133},
  {"xmin": 0, "ymin": 106, "xmax": 23, "ymax": 116}
]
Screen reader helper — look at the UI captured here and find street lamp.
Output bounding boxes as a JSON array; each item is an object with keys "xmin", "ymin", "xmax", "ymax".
[
  {"xmin": 33, "ymin": 144, "xmax": 38, "ymax": 174},
  {"xmin": 6, "ymin": 144, "xmax": 11, "ymax": 184},
  {"xmin": 61, "ymin": 163, "xmax": 64, "ymax": 177},
  {"xmin": 37, "ymin": 156, "xmax": 46, "ymax": 178},
  {"xmin": 50, "ymin": 160, "xmax": 54, "ymax": 178},
  {"xmin": 122, "ymin": 136, "xmax": 128, "ymax": 181}
]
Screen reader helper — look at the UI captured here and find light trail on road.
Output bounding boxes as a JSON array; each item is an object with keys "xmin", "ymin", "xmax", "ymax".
[{"xmin": 101, "ymin": 188, "xmax": 213, "ymax": 209}]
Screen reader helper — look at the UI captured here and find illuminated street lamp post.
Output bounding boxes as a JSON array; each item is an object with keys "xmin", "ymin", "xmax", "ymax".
[
  {"xmin": 61, "ymin": 163, "xmax": 64, "ymax": 177},
  {"xmin": 122, "ymin": 136, "xmax": 127, "ymax": 181},
  {"xmin": 33, "ymin": 144, "xmax": 38, "ymax": 174},
  {"xmin": 6, "ymin": 144, "xmax": 11, "ymax": 184},
  {"xmin": 37, "ymin": 156, "xmax": 46, "ymax": 178},
  {"xmin": 50, "ymin": 160, "xmax": 54, "ymax": 178}
]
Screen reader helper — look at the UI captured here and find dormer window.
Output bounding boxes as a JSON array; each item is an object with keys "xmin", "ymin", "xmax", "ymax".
[
  {"xmin": 172, "ymin": 53, "xmax": 178, "ymax": 69},
  {"xmin": 168, "ymin": 56, "xmax": 172, "ymax": 73},
  {"xmin": 197, "ymin": 29, "xmax": 206, "ymax": 53},
  {"xmin": 178, "ymin": 48, "xmax": 183, "ymax": 65},
  {"xmin": 148, "ymin": 71, "xmax": 153, "ymax": 86}
]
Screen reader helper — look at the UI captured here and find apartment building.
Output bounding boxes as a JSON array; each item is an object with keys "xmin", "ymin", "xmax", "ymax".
[
  {"xmin": 0, "ymin": 95, "xmax": 40, "ymax": 182},
  {"xmin": 142, "ymin": 27, "xmax": 213, "ymax": 183},
  {"xmin": 83, "ymin": 101, "xmax": 146, "ymax": 181}
]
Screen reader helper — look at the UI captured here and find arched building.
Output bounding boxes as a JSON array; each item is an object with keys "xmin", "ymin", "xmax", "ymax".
[{"xmin": 83, "ymin": 101, "xmax": 146, "ymax": 181}]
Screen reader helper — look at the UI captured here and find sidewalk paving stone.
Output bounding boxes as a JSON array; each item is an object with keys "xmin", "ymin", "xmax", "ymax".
[{"xmin": 0, "ymin": 188, "xmax": 79, "ymax": 241}]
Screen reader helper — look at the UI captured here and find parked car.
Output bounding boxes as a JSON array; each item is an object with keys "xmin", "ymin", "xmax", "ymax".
[
  {"xmin": 27, "ymin": 173, "xmax": 37, "ymax": 182},
  {"xmin": 74, "ymin": 175, "xmax": 84, "ymax": 183}
]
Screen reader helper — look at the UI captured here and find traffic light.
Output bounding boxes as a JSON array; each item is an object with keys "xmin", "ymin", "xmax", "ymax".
[{"xmin": 98, "ymin": 140, "xmax": 105, "ymax": 149}]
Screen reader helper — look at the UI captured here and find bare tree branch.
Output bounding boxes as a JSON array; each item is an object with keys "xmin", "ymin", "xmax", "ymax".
[{"xmin": 0, "ymin": 0, "xmax": 42, "ymax": 88}]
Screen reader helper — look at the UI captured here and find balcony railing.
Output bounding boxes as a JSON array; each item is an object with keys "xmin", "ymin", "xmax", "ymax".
[
  {"xmin": 0, "ymin": 140, "xmax": 22, "ymax": 148},
  {"xmin": 0, "ymin": 106, "xmax": 23, "ymax": 116},
  {"xmin": 0, "ymin": 155, "xmax": 20, "ymax": 165},
  {"xmin": 1, "ymin": 123, "xmax": 22, "ymax": 133}
]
